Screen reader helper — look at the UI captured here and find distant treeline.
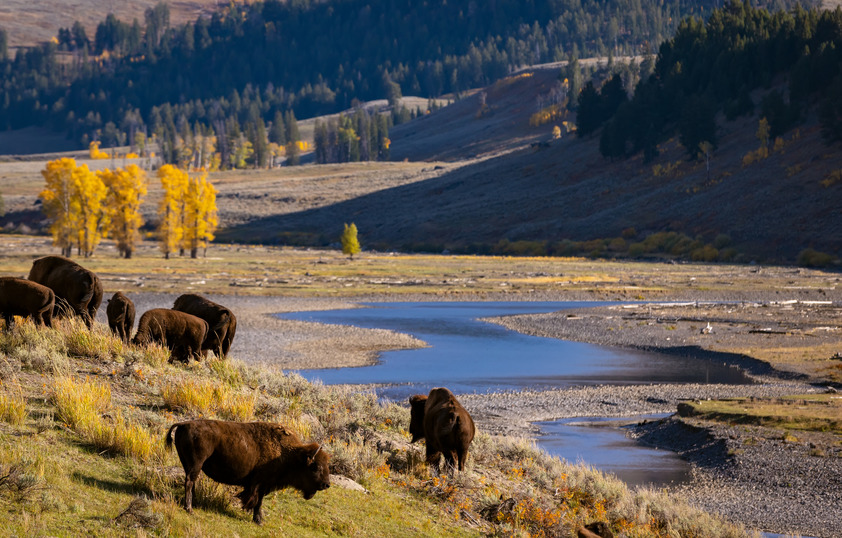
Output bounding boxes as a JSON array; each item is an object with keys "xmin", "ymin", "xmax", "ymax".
[
  {"xmin": 0, "ymin": 0, "xmax": 813, "ymax": 163},
  {"xmin": 577, "ymin": 0, "xmax": 842, "ymax": 160}
]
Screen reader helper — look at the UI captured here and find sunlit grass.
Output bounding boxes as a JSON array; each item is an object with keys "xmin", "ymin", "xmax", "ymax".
[{"xmin": 0, "ymin": 381, "xmax": 27, "ymax": 426}]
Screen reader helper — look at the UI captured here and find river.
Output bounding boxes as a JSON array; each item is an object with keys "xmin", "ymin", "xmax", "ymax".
[{"xmin": 282, "ymin": 301, "xmax": 754, "ymax": 488}]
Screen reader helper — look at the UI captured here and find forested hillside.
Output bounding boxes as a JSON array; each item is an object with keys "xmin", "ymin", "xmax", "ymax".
[
  {"xmin": 0, "ymin": 0, "xmax": 812, "ymax": 161},
  {"xmin": 221, "ymin": 2, "xmax": 842, "ymax": 264}
]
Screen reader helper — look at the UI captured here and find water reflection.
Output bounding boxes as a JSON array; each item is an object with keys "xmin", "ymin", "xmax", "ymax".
[
  {"xmin": 284, "ymin": 302, "xmax": 753, "ymax": 401},
  {"xmin": 534, "ymin": 415, "xmax": 691, "ymax": 488}
]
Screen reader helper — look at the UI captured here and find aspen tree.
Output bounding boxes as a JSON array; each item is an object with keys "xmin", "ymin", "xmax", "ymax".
[
  {"xmin": 157, "ymin": 164, "xmax": 188, "ymax": 259},
  {"xmin": 40, "ymin": 158, "xmax": 79, "ymax": 256},
  {"xmin": 71, "ymin": 162, "xmax": 107, "ymax": 257},
  {"xmin": 101, "ymin": 164, "xmax": 147, "ymax": 259},
  {"xmin": 182, "ymin": 170, "xmax": 218, "ymax": 258},
  {"xmin": 341, "ymin": 222, "xmax": 361, "ymax": 259}
]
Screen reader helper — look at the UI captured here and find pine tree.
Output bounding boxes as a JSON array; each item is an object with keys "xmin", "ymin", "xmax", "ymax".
[{"xmin": 341, "ymin": 222, "xmax": 361, "ymax": 259}]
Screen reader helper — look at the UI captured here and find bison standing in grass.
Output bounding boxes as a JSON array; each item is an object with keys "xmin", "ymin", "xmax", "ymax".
[
  {"xmin": 172, "ymin": 293, "xmax": 237, "ymax": 358},
  {"xmin": 132, "ymin": 308, "xmax": 208, "ymax": 363},
  {"xmin": 0, "ymin": 277, "xmax": 55, "ymax": 329},
  {"xmin": 106, "ymin": 292, "xmax": 135, "ymax": 342},
  {"xmin": 166, "ymin": 419, "xmax": 330, "ymax": 524},
  {"xmin": 28, "ymin": 255, "xmax": 102, "ymax": 328},
  {"xmin": 409, "ymin": 387, "xmax": 476, "ymax": 474}
]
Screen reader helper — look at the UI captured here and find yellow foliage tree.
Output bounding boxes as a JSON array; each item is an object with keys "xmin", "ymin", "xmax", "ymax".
[
  {"xmin": 182, "ymin": 170, "xmax": 218, "ymax": 258},
  {"xmin": 89, "ymin": 141, "xmax": 110, "ymax": 160},
  {"xmin": 341, "ymin": 222, "xmax": 361, "ymax": 260},
  {"xmin": 40, "ymin": 158, "xmax": 107, "ymax": 257},
  {"xmin": 40, "ymin": 158, "xmax": 79, "ymax": 257},
  {"xmin": 157, "ymin": 164, "xmax": 189, "ymax": 259},
  {"xmin": 100, "ymin": 164, "xmax": 148, "ymax": 259}
]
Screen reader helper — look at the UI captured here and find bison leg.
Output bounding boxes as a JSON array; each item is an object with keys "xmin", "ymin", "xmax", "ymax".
[
  {"xmin": 426, "ymin": 449, "xmax": 442, "ymax": 477},
  {"xmin": 2, "ymin": 313, "xmax": 13, "ymax": 330},
  {"xmin": 41, "ymin": 309, "xmax": 52, "ymax": 328},
  {"xmin": 456, "ymin": 449, "xmax": 468, "ymax": 472},
  {"xmin": 252, "ymin": 491, "xmax": 265, "ymax": 524},
  {"xmin": 184, "ymin": 471, "xmax": 200, "ymax": 513}
]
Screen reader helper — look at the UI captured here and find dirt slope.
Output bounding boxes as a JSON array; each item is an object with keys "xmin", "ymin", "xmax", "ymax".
[{"xmin": 221, "ymin": 68, "xmax": 842, "ymax": 262}]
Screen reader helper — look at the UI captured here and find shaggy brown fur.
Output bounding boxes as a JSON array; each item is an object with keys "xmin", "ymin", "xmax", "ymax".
[
  {"xmin": 409, "ymin": 387, "xmax": 476, "ymax": 474},
  {"xmin": 132, "ymin": 308, "xmax": 208, "ymax": 363},
  {"xmin": 165, "ymin": 419, "xmax": 330, "ymax": 524},
  {"xmin": 28, "ymin": 256, "xmax": 103, "ymax": 328},
  {"xmin": 106, "ymin": 292, "xmax": 135, "ymax": 342},
  {"xmin": 172, "ymin": 294, "xmax": 237, "ymax": 358},
  {"xmin": 0, "ymin": 276, "xmax": 55, "ymax": 329}
]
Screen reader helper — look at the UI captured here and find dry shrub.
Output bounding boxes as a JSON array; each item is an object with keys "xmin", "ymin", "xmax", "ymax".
[
  {"xmin": 0, "ymin": 461, "xmax": 46, "ymax": 502},
  {"xmin": 113, "ymin": 496, "xmax": 163, "ymax": 530},
  {"xmin": 0, "ymin": 381, "xmax": 27, "ymax": 426},
  {"xmin": 327, "ymin": 433, "xmax": 385, "ymax": 483},
  {"xmin": 0, "ymin": 321, "xmax": 69, "ymax": 375},
  {"xmin": 50, "ymin": 376, "xmax": 111, "ymax": 430},
  {"xmin": 218, "ymin": 390, "xmax": 257, "ymax": 422}
]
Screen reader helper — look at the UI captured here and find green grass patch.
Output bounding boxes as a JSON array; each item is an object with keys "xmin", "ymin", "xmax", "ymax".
[{"xmin": 677, "ymin": 395, "xmax": 842, "ymax": 434}]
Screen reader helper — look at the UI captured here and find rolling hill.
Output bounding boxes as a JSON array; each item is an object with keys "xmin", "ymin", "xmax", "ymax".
[{"xmin": 219, "ymin": 66, "xmax": 842, "ymax": 264}]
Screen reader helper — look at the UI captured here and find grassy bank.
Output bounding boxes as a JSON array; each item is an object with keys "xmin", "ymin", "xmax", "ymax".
[
  {"xmin": 678, "ymin": 395, "xmax": 842, "ymax": 436},
  {"xmin": 0, "ymin": 317, "xmax": 755, "ymax": 537}
]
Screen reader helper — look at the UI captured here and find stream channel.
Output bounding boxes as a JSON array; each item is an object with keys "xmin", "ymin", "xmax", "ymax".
[{"xmin": 282, "ymin": 301, "xmax": 755, "ymax": 489}]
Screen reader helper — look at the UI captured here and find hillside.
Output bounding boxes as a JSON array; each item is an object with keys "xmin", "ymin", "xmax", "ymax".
[
  {"xmin": 0, "ymin": 0, "xmax": 221, "ymax": 49},
  {"xmin": 220, "ymin": 66, "xmax": 842, "ymax": 263}
]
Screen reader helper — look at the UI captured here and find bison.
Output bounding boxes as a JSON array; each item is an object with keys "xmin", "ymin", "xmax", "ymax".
[
  {"xmin": 28, "ymin": 255, "xmax": 102, "ymax": 328},
  {"xmin": 0, "ymin": 277, "xmax": 55, "ymax": 329},
  {"xmin": 409, "ymin": 387, "xmax": 476, "ymax": 474},
  {"xmin": 172, "ymin": 294, "xmax": 237, "ymax": 358},
  {"xmin": 166, "ymin": 419, "xmax": 330, "ymax": 524},
  {"xmin": 106, "ymin": 292, "xmax": 135, "ymax": 342},
  {"xmin": 132, "ymin": 308, "xmax": 208, "ymax": 363}
]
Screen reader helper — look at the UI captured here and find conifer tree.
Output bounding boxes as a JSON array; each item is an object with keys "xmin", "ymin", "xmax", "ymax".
[{"xmin": 341, "ymin": 222, "xmax": 361, "ymax": 259}]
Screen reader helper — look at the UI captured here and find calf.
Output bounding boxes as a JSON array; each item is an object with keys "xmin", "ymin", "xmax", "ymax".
[
  {"xmin": 0, "ymin": 277, "xmax": 55, "ymax": 329},
  {"xmin": 106, "ymin": 292, "xmax": 135, "ymax": 342},
  {"xmin": 409, "ymin": 387, "xmax": 476, "ymax": 474},
  {"xmin": 166, "ymin": 419, "xmax": 330, "ymax": 523},
  {"xmin": 132, "ymin": 308, "xmax": 208, "ymax": 363}
]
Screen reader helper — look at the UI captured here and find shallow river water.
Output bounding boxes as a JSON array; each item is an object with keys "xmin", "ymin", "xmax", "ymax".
[{"xmin": 283, "ymin": 301, "xmax": 754, "ymax": 488}]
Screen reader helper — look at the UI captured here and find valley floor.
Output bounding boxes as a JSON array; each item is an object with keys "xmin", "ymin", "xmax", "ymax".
[{"xmin": 124, "ymin": 288, "xmax": 842, "ymax": 537}]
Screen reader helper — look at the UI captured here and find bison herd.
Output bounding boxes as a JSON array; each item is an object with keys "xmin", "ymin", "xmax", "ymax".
[
  {"xmin": 1, "ymin": 255, "xmax": 478, "ymax": 525},
  {"xmin": 0, "ymin": 255, "xmax": 237, "ymax": 363}
]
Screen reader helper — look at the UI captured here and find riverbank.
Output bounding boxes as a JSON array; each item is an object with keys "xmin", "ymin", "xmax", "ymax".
[{"xmin": 484, "ymin": 300, "xmax": 842, "ymax": 538}]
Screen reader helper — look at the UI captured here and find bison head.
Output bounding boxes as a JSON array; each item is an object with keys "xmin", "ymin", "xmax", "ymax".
[
  {"xmin": 298, "ymin": 443, "xmax": 330, "ymax": 500},
  {"xmin": 408, "ymin": 394, "xmax": 428, "ymax": 443}
]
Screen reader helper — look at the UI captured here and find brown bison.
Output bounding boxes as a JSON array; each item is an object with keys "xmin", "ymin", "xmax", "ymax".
[
  {"xmin": 172, "ymin": 294, "xmax": 237, "ymax": 358},
  {"xmin": 165, "ymin": 419, "xmax": 330, "ymax": 524},
  {"xmin": 409, "ymin": 387, "xmax": 476, "ymax": 474},
  {"xmin": 132, "ymin": 308, "xmax": 208, "ymax": 363},
  {"xmin": 106, "ymin": 292, "xmax": 135, "ymax": 342},
  {"xmin": 0, "ymin": 277, "xmax": 55, "ymax": 329},
  {"xmin": 28, "ymin": 255, "xmax": 103, "ymax": 328}
]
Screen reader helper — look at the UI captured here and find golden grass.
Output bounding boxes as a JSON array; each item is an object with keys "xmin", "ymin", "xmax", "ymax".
[
  {"xmin": 161, "ymin": 377, "xmax": 256, "ymax": 421},
  {"xmin": 50, "ymin": 376, "xmax": 111, "ymax": 430},
  {"xmin": 0, "ymin": 381, "xmax": 27, "ymax": 426}
]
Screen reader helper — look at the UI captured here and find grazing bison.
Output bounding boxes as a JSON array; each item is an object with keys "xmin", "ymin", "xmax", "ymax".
[
  {"xmin": 106, "ymin": 292, "xmax": 135, "ymax": 342},
  {"xmin": 409, "ymin": 387, "xmax": 476, "ymax": 474},
  {"xmin": 0, "ymin": 277, "xmax": 55, "ymax": 329},
  {"xmin": 132, "ymin": 308, "xmax": 208, "ymax": 363},
  {"xmin": 166, "ymin": 419, "xmax": 330, "ymax": 524},
  {"xmin": 28, "ymin": 256, "xmax": 102, "ymax": 328},
  {"xmin": 172, "ymin": 294, "xmax": 237, "ymax": 358}
]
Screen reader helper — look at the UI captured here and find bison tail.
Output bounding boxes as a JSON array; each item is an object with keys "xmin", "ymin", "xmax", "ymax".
[{"xmin": 165, "ymin": 424, "xmax": 179, "ymax": 449}]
